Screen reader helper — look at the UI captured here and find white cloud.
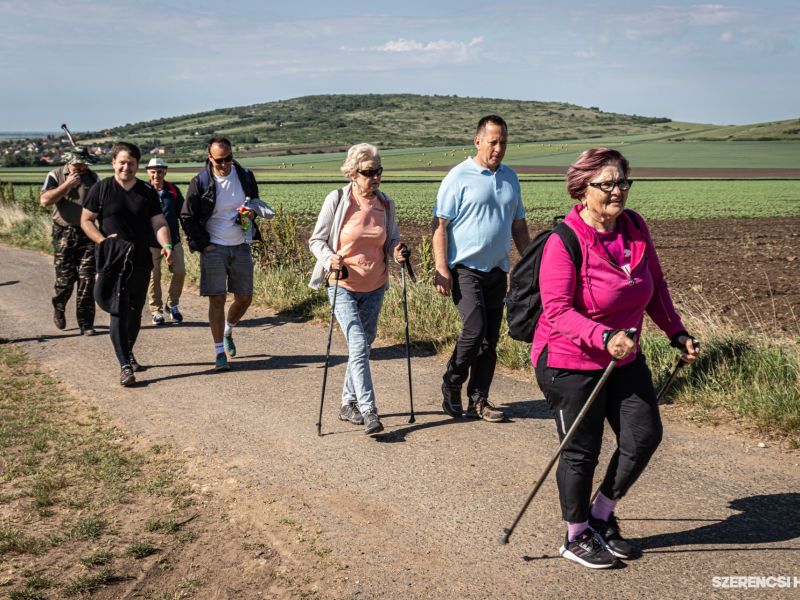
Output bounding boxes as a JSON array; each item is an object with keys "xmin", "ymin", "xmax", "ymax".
[
  {"xmin": 688, "ymin": 4, "xmax": 741, "ymax": 27},
  {"xmin": 720, "ymin": 31, "xmax": 733, "ymax": 42},
  {"xmin": 376, "ymin": 36, "xmax": 483, "ymax": 54},
  {"xmin": 575, "ymin": 49, "xmax": 596, "ymax": 59}
]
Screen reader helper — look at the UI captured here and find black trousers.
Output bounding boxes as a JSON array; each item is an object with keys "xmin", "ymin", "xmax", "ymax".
[
  {"xmin": 110, "ymin": 266, "xmax": 151, "ymax": 367},
  {"xmin": 535, "ymin": 348, "xmax": 663, "ymax": 523},
  {"xmin": 443, "ymin": 265, "xmax": 507, "ymax": 399}
]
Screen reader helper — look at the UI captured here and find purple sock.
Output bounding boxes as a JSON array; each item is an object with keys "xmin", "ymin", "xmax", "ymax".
[
  {"xmin": 591, "ymin": 492, "xmax": 617, "ymax": 522},
  {"xmin": 567, "ymin": 521, "xmax": 589, "ymax": 542}
]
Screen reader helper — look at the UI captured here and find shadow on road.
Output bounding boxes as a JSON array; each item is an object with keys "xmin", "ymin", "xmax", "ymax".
[
  {"xmin": 138, "ymin": 352, "xmax": 349, "ymax": 385},
  {"xmin": 632, "ymin": 493, "xmax": 800, "ymax": 553},
  {"xmin": 0, "ymin": 280, "xmax": 20, "ymax": 287}
]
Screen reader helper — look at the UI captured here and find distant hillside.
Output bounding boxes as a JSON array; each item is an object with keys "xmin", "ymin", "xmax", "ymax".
[
  {"xmin": 663, "ymin": 118, "xmax": 800, "ymax": 141},
  {"xmin": 81, "ymin": 94, "xmax": 682, "ymax": 160}
]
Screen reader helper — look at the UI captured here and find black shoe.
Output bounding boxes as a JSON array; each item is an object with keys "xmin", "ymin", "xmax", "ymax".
[
  {"xmin": 80, "ymin": 326, "xmax": 96, "ymax": 336},
  {"xmin": 560, "ymin": 529, "xmax": 621, "ymax": 569},
  {"xmin": 363, "ymin": 411, "xmax": 384, "ymax": 435},
  {"xmin": 441, "ymin": 383, "xmax": 463, "ymax": 417},
  {"xmin": 339, "ymin": 402, "xmax": 364, "ymax": 425},
  {"xmin": 590, "ymin": 514, "xmax": 634, "ymax": 559},
  {"xmin": 120, "ymin": 365, "xmax": 135, "ymax": 387},
  {"xmin": 129, "ymin": 354, "xmax": 145, "ymax": 372},
  {"xmin": 53, "ymin": 307, "xmax": 66, "ymax": 330}
]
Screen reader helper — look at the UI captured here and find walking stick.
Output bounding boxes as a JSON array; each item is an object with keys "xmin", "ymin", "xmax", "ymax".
[
  {"xmin": 400, "ymin": 247, "xmax": 416, "ymax": 423},
  {"xmin": 316, "ymin": 268, "xmax": 342, "ymax": 437},
  {"xmin": 657, "ymin": 339, "xmax": 700, "ymax": 405},
  {"xmin": 500, "ymin": 328, "xmax": 636, "ymax": 545}
]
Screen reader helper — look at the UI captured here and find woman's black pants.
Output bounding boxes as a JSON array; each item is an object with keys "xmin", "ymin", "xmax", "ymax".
[{"xmin": 535, "ymin": 348, "xmax": 663, "ymax": 523}]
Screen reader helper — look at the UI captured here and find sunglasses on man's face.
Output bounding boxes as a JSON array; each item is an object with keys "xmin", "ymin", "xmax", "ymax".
[
  {"xmin": 357, "ymin": 166, "xmax": 383, "ymax": 178},
  {"xmin": 210, "ymin": 154, "xmax": 233, "ymax": 165}
]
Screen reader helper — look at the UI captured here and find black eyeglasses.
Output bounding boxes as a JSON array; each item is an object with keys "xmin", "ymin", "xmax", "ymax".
[
  {"xmin": 356, "ymin": 166, "xmax": 383, "ymax": 178},
  {"xmin": 210, "ymin": 154, "xmax": 234, "ymax": 165},
  {"xmin": 589, "ymin": 179, "xmax": 633, "ymax": 193}
]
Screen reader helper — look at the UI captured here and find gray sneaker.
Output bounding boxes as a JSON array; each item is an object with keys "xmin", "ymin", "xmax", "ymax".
[
  {"xmin": 339, "ymin": 402, "xmax": 364, "ymax": 425},
  {"xmin": 363, "ymin": 411, "xmax": 384, "ymax": 435}
]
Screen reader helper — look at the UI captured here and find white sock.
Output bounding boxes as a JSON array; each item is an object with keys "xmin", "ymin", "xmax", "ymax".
[
  {"xmin": 224, "ymin": 321, "xmax": 236, "ymax": 337},
  {"xmin": 214, "ymin": 342, "xmax": 224, "ymax": 355}
]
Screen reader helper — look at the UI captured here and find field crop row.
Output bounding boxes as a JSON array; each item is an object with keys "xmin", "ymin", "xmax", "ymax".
[{"xmin": 5, "ymin": 180, "xmax": 799, "ymax": 225}]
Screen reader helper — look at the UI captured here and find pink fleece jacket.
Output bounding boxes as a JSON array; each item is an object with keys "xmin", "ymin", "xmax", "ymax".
[{"xmin": 531, "ymin": 205, "xmax": 686, "ymax": 370}]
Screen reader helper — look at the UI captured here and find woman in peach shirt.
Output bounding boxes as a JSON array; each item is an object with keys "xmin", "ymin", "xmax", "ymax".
[{"xmin": 309, "ymin": 144, "xmax": 407, "ymax": 435}]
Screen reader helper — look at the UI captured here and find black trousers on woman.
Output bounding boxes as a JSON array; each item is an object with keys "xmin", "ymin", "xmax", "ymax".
[
  {"xmin": 535, "ymin": 348, "xmax": 663, "ymax": 523},
  {"xmin": 110, "ymin": 266, "xmax": 151, "ymax": 367}
]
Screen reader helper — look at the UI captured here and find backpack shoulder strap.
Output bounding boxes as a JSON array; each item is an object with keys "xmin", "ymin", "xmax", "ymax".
[
  {"xmin": 553, "ymin": 221, "xmax": 582, "ymax": 273},
  {"xmin": 167, "ymin": 181, "xmax": 178, "ymax": 198}
]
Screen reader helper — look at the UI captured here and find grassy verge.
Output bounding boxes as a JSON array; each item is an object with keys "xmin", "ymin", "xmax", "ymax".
[
  {"xmin": 2, "ymin": 202, "xmax": 798, "ymax": 445},
  {"xmin": 0, "ymin": 342, "xmax": 205, "ymax": 597}
]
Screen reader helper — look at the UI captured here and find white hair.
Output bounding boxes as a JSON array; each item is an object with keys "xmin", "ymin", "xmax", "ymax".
[{"xmin": 340, "ymin": 143, "xmax": 380, "ymax": 178}]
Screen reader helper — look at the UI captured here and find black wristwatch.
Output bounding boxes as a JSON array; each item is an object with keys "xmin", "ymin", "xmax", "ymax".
[{"xmin": 602, "ymin": 329, "xmax": 623, "ymax": 348}]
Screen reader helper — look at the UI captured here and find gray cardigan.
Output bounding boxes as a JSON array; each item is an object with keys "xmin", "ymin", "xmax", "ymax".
[{"xmin": 308, "ymin": 183, "xmax": 401, "ymax": 290}]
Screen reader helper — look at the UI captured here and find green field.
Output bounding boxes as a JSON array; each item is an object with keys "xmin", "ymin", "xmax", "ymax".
[
  {"xmin": 3, "ymin": 133, "xmax": 799, "ymax": 185},
  {"xmin": 6, "ymin": 179, "xmax": 798, "ymax": 226}
]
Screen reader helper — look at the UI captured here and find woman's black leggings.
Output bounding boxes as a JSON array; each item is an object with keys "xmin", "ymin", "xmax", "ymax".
[
  {"xmin": 535, "ymin": 348, "xmax": 663, "ymax": 523},
  {"xmin": 110, "ymin": 267, "xmax": 151, "ymax": 367}
]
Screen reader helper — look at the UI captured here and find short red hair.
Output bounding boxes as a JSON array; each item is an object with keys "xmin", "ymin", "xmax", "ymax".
[{"xmin": 566, "ymin": 148, "xmax": 630, "ymax": 200}]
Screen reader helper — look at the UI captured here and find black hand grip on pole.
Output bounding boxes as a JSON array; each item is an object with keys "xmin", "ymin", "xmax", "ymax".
[
  {"xmin": 316, "ymin": 269, "xmax": 341, "ymax": 437},
  {"xmin": 400, "ymin": 247, "xmax": 416, "ymax": 283},
  {"xmin": 500, "ymin": 328, "xmax": 637, "ymax": 545}
]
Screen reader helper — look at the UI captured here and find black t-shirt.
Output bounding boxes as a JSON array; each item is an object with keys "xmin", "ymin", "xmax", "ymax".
[{"xmin": 84, "ymin": 177, "xmax": 162, "ymax": 268}]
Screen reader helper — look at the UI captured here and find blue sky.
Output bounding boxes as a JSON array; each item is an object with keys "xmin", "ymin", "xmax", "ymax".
[{"xmin": 1, "ymin": 0, "xmax": 797, "ymax": 131}]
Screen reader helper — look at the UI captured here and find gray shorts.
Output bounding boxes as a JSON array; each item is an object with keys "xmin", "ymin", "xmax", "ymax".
[{"xmin": 200, "ymin": 243, "xmax": 254, "ymax": 296}]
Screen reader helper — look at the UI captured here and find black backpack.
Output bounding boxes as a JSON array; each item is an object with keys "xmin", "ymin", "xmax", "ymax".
[{"xmin": 505, "ymin": 219, "xmax": 581, "ymax": 343}]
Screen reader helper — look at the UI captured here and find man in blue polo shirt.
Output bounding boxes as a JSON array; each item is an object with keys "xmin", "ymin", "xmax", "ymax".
[{"xmin": 432, "ymin": 115, "xmax": 530, "ymax": 422}]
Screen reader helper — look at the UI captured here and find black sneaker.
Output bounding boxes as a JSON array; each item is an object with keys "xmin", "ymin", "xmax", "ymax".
[
  {"xmin": 559, "ymin": 529, "xmax": 621, "ymax": 569},
  {"xmin": 363, "ymin": 411, "xmax": 384, "ymax": 435},
  {"xmin": 129, "ymin": 354, "xmax": 145, "ymax": 372},
  {"xmin": 590, "ymin": 514, "xmax": 634, "ymax": 559},
  {"xmin": 54, "ymin": 307, "xmax": 66, "ymax": 330},
  {"xmin": 120, "ymin": 365, "xmax": 135, "ymax": 387},
  {"xmin": 441, "ymin": 383, "xmax": 463, "ymax": 417},
  {"xmin": 339, "ymin": 402, "xmax": 364, "ymax": 425}
]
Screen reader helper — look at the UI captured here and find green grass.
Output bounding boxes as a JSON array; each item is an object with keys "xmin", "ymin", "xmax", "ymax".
[{"xmin": 0, "ymin": 343, "xmax": 213, "ymax": 597}]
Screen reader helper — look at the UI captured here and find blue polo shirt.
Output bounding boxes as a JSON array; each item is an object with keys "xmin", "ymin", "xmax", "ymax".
[{"xmin": 433, "ymin": 158, "xmax": 525, "ymax": 272}]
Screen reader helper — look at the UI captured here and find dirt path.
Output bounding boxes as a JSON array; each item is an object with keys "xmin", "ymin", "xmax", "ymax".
[{"xmin": 1, "ymin": 244, "xmax": 798, "ymax": 599}]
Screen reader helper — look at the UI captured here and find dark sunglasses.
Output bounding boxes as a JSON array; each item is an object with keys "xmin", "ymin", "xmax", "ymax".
[
  {"xmin": 356, "ymin": 166, "xmax": 383, "ymax": 177},
  {"xmin": 210, "ymin": 154, "xmax": 234, "ymax": 165}
]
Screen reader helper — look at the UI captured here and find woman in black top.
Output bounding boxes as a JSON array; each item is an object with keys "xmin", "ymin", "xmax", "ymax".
[{"xmin": 81, "ymin": 142, "xmax": 174, "ymax": 386}]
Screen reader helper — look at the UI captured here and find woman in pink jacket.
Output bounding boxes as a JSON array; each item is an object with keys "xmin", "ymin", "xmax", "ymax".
[{"xmin": 532, "ymin": 148, "xmax": 698, "ymax": 569}]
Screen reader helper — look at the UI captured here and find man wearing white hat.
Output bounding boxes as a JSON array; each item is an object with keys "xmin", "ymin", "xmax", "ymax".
[{"xmin": 145, "ymin": 157, "xmax": 186, "ymax": 324}]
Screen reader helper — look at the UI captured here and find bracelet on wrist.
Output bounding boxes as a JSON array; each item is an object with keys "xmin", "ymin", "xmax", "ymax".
[{"xmin": 163, "ymin": 243, "xmax": 173, "ymax": 249}]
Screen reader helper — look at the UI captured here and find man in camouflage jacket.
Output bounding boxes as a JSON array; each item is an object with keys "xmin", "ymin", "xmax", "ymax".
[{"xmin": 40, "ymin": 148, "xmax": 100, "ymax": 334}]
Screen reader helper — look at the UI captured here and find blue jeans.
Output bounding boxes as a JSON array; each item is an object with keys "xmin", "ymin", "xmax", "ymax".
[{"xmin": 327, "ymin": 285, "xmax": 385, "ymax": 415}]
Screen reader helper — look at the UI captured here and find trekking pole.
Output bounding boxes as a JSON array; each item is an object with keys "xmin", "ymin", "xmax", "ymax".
[
  {"xmin": 316, "ymin": 268, "xmax": 342, "ymax": 437},
  {"xmin": 400, "ymin": 247, "xmax": 416, "ymax": 423},
  {"xmin": 657, "ymin": 339, "xmax": 700, "ymax": 405},
  {"xmin": 500, "ymin": 328, "xmax": 636, "ymax": 545}
]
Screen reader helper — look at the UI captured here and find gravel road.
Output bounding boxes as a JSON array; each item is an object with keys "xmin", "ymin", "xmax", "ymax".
[{"xmin": 1, "ymin": 243, "xmax": 798, "ymax": 599}]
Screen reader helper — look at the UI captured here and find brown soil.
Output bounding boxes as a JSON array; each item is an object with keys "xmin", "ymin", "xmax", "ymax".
[{"xmin": 400, "ymin": 217, "xmax": 800, "ymax": 333}]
